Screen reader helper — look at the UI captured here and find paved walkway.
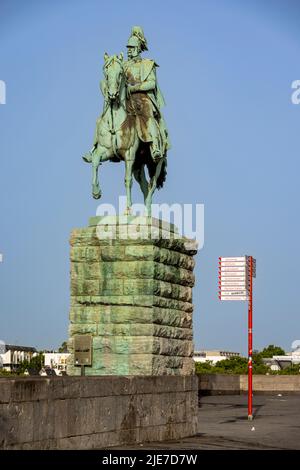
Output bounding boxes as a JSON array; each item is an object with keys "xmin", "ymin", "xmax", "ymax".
[{"xmin": 112, "ymin": 394, "xmax": 300, "ymax": 450}]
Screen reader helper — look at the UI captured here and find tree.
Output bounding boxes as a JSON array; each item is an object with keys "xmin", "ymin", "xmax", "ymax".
[
  {"xmin": 18, "ymin": 353, "xmax": 44, "ymax": 374},
  {"xmin": 276, "ymin": 364, "xmax": 300, "ymax": 375},
  {"xmin": 195, "ymin": 361, "xmax": 215, "ymax": 374},
  {"xmin": 214, "ymin": 356, "xmax": 248, "ymax": 374},
  {"xmin": 195, "ymin": 355, "xmax": 270, "ymax": 375},
  {"xmin": 58, "ymin": 341, "xmax": 68, "ymax": 353},
  {"xmin": 195, "ymin": 357, "xmax": 249, "ymax": 374},
  {"xmin": 259, "ymin": 344, "xmax": 285, "ymax": 358}
]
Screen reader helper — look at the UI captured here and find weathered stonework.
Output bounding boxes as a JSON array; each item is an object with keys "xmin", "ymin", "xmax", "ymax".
[
  {"xmin": 0, "ymin": 376, "xmax": 198, "ymax": 449},
  {"xmin": 67, "ymin": 216, "xmax": 198, "ymax": 376}
]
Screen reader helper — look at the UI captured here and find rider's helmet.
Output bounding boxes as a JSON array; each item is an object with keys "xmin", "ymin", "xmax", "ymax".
[
  {"xmin": 130, "ymin": 26, "xmax": 148, "ymax": 51},
  {"xmin": 126, "ymin": 35, "xmax": 140, "ymax": 48}
]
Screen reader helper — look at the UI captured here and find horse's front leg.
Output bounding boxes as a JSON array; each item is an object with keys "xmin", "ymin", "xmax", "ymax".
[
  {"xmin": 124, "ymin": 158, "xmax": 134, "ymax": 214},
  {"xmin": 92, "ymin": 153, "xmax": 102, "ymax": 199}
]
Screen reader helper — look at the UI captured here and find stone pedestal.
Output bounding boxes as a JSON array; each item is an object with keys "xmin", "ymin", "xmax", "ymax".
[{"xmin": 67, "ymin": 216, "xmax": 198, "ymax": 376}]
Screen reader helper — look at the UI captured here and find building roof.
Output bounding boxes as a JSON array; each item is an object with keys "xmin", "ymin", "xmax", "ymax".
[
  {"xmin": 194, "ymin": 350, "xmax": 240, "ymax": 357},
  {"xmin": 5, "ymin": 344, "xmax": 37, "ymax": 353}
]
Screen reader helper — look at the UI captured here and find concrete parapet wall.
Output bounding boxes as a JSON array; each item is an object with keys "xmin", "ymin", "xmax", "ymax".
[
  {"xmin": 198, "ymin": 374, "xmax": 300, "ymax": 394},
  {"xmin": 0, "ymin": 375, "xmax": 198, "ymax": 449},
  {"xmin": 198, "ymin": 374, "xmax": 240, "ymax": 394},
  {"xmin": 240, "ymin": 374, "xmax": 300, "ymax": 392}
]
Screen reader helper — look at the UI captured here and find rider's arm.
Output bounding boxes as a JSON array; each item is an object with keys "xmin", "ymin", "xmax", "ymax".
[
  {"xmin": 137, "ymin": 78, "xmax": 156, "ymax": 92},
  {"xmin": 130, "ymin": 69, "xmax": 156, "ymax": 93}
]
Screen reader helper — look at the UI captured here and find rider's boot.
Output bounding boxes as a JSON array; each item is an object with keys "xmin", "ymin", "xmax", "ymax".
[
  {"xmin": 82, "ymin": 145, "xmax": 96, "ymax": 163},
  {"xmin": 150, "ymin": 142, "xmax": 162, "ymax": 162}
]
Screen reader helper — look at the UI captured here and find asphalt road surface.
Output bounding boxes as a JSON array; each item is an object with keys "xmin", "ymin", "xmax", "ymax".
[{"xmin": 112, "ymin": 394, "xmax": 300, "ymax": 450}]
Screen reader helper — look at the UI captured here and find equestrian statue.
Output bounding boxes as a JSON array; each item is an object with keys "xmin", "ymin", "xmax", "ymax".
[{"xmin": 83, "ymin": 26, "xmax": 170, "ymax": 214}]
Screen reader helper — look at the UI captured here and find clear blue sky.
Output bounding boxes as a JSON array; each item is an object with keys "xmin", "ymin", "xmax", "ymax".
[{"xmin": 1, "ymin": 0, "xmax": 300, "ymax": 354}]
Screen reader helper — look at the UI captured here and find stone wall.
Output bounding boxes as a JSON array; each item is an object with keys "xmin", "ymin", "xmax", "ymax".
[
  {"xmin": 240, "ymin": 374, "xmax": 300, "ymax": 393},
  {"xmin": 68, "ymin": 216, "xmax": 198, "ymax": 376},
  {"xmin": 198, "ymin": 373, "xmax": 300, "ymax": 394},
  {"xmin": 0, "ymin": 376, "xmax": 198, "ymax": 450}
]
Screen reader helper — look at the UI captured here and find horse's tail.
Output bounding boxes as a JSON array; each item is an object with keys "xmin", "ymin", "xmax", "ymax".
[{"xmin": 147, "ymin": 158, "xmax": 167, "ymax": 190}]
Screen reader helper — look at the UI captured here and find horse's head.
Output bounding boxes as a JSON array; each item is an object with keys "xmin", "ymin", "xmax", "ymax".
[{"xmin": 103, "ymin": 52, "xmax": 124, "ymax": 101}]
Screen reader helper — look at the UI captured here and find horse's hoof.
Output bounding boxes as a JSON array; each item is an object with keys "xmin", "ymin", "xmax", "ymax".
[
  {"xmin": 92, "ymin": 184, "xmax": 102, "ymax": 199},
  {"xmin": 92, "ymin": 191, "xmax": 102, "ymax": 200},
  {"xmin": 82, "ymin": 153, "xmax": 92, "ymax": 163}
]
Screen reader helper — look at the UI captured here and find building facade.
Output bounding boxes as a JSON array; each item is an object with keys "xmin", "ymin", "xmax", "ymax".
[
  {"xmin": 44, "ymin": 352, "xmax": 70, "ymax": 375},
  {"xmin": 193, "ymin": 350, "xmax": 240, "ymax": 364},
  {"xmin": 0, "ymin": 344, "xmax": 37, "ymax": 371}
]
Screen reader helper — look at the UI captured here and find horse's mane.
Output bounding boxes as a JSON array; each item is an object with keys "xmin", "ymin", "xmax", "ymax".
[{"xmin": 103, "ymin": 55, "xmax": 123, "ymax": 71}]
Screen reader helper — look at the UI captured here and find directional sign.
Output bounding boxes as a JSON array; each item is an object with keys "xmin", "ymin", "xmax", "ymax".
[
  {"xmin": 219, "ymin": 295, "xmax": 249, "ymax": 301},
  {"xmin": 220, "ymin": 266, "xmax": 247, "ymax": 273},
  {"xmin": 218, "ymin": 255, "xmax": 256, "ymax": 301},
  {"xmin": 219, "ymin": 271, "xmax": 248, "ymax": 278},
  {"xmin": 219, "ymin": 280, "xmax": 249, "ymax": 287},
  {"xmin": 219, "ymin": 257, "xmax": 246, "ymax": 262},
  {"xmin": 219, "ymin": 261, "xmax": 247, "ymax": 267},
  {"xmin": 219, "ymin": 289, "xmax": 249, "ymax": 295},
  {"xmin": 219, "ymin": 274, "xmax": 248, "ymax": 279},
  {"xmin": 219, "ymin": 287, "xmax": 249, "ymax": 293},
  {"xmin": 218, "ymin": 255, "xmax": 256, "ymax": 419}
]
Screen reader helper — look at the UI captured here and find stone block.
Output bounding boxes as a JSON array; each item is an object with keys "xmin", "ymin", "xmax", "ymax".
[
  {"xmin": 0, "ymin": 402, "xmax": 34, "ymax": 446},
  {"xmin": 0, "ymin": 380, "xmax": 12, "ymax": 404},
  {"xmin": 101, "ymin": 246, "xmax": 125, "ymax": 261},
  {"xmin": 124, "ymin": 245, "xmax": 154, "ymax": 260},
  {"xmin": 11, "ymin": 378, "xmax": 50, "ymax": 402}
]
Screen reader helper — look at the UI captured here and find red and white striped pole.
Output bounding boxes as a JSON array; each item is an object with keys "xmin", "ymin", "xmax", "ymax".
[{"xmin": 248, "ymin": 256, "xmax": 253, "ymax": 420}]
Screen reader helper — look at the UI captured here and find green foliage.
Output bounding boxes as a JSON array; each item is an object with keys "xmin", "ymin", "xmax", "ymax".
[
  {"xmin": 195, "ymin": 356, "xmax": 249, "ymax": 375},
  {"xmin": 195, "ymin": 361, "xmax": 215, "ymax": 374},
  {"xmin": 0, "ymin": 369, "xmax": 16, "ymax": 377},
  {"xmin": 258, "ymin": 344, "xmax": 285, "ymax": 358},
  {"xmin": 195, "ymin": 353, "xmax": 278, "ymax": 375},
  {"xmin": 18, "ymin": 353, "xmax": 44, "ymax": 374},
  {"xmin": 274, "ymin": 364, "xmax": 300, "ymax": 375},
  {"xmin": 214, "ymin": 356, "xmax": 248, "ymax": 374},
  {"xmin": 58, "ymin": 341, "xmax": 68, "ymax": 353}
]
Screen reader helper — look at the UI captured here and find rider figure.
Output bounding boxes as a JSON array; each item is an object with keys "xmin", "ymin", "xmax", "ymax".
[
  {"xmin": 83, "ymin": 26, "xmax": 170, "ymax": 163},
  {"xmin": 124, "ymin": 27, "xmax": 170, "ymax": 162}
]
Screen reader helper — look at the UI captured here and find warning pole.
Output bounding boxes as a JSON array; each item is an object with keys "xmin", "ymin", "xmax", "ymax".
[{"xmin": 248, "ymin": 256, "xmax": 253, "ymax": 420}]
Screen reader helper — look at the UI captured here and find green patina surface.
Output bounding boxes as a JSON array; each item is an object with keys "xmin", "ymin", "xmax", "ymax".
[
  {"xmin": 67, "ymin": 217, "xmax": 198, "ymax": 376},
  {"xmin": 82, "ymin": 26, "xmax": 170, "ymax": 214}
]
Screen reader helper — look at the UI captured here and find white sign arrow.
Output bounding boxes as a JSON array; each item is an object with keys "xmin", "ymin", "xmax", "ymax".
[
  {"xmin": 220, "ymin": 257, "xmax": 247, "ymax": 262},
  {"xmin": 220, "ymin": 266, "xmax": 247, "ymax": 272},
  {"xmin": 219, "ymin": 280, "xmax": 248, "ymax": 287},
  {"xmin": 219, "ymin": 261, "xmax": 247, "ymax": 267},
  {"xmin": 219, "ymin": 295, "xmax": 249, "ymax": 301},
  {"xmin": 219, "ymin": 289, "xmax": 249, "ymax": 295},
  {"xmin": 219, "ymin": 272, "xmax": 248, "ymax": 278}
]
